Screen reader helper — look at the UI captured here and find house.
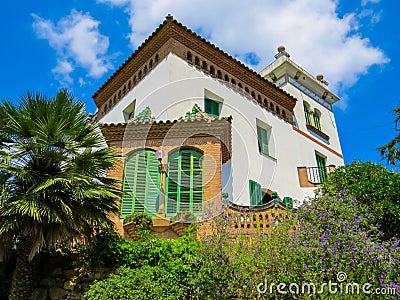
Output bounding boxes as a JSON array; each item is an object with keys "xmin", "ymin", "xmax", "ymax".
[{"xmin": 94, "ymin": 16, "xmax": 344, "ymax": 235}]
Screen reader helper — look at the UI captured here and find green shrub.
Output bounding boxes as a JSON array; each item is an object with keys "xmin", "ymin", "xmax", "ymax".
[
  {"xmin": 170, "ymin": 211, "xmax": 197, "ymax": 223},
  {"xmin": 84, "ymin": 265, "xmax": 191, "ymax": 300},
  {"xmin": 85, "ymin": 228, "xmax": 200, "ymax": 299},
  {"xmin": 322, "ymin": 160, "xmax": 400, "ymax": 239},
  {"xmin": 193, "ymin": 194, "xmax": 400, "ymax": 299},
  {"xmin": 123, "ymin": 212, "xmax": 153, "ymax": 228},
  {"xmin": 91, "ymin": 229, "xmax": 199, "ymax": 267}
]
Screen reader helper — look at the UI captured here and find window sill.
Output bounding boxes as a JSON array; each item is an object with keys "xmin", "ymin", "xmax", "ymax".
[
  {"xmin": 259, "ymin": 152, "xmax": 277, "ymax": 161},
  {"xmin": 306, "ymin": 124, "xmax": 330, "ymax": 141}
]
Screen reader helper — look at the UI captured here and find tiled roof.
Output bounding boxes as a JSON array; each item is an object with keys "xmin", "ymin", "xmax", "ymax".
[
  {"xmin": 127, "ymin": 106, "xmax": 155, "ymax": 124},
  {"xmin": 92, "ymin": 15, "xmax": 297, "ymax": 114},
  {"xmin": 101, "ymin": 115, "xmax": 233, "ymax": 163},
  {"xmin": 178, "ymin": 104, "xmax": 215, "ymax": 122},
  {"xmin": 101, "ymin": 115, "xmax": 231, "ymax": 128}
]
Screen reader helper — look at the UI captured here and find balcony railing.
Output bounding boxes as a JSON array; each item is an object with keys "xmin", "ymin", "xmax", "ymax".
[
  {"xmin": 307, "ymin": 166, "xmax": 329, "ymax": 184},
  {"xmin": 298, "ymin": 165, "xmax": 335, "ymax": 187},
  {"xmin": 198, "ymin": 201, "xmax": 289, "ymax": 236}
]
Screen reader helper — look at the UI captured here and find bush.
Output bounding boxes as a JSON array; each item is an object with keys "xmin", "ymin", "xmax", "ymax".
[
  {"xmin": 192, "ymin": 193, "xmax": 400, "ymax": 299},
  {"xmin": 171, "ymin": 211, "xmax": 197, "ymax": 223},
  {"xmin": 123, "ymin": 212, "xmax": 153, "ymax": 228},
  {"xmin": 86, "ymin": 226, "xmax": 200, "ymax": 298},
  {"xmin": 91, "ymin": 227, "xmax": 200, "ymax": 267},
  {"xmin": 322, "ymin": 161, "xmax": 400, "ymax": 239},
  {"xmin": 87, "ymin": 192, "xmax": 400, "ymax": 299},
  {"xmin": 84, "ymin": 265, "xmax": 191, "ymax": 300}
]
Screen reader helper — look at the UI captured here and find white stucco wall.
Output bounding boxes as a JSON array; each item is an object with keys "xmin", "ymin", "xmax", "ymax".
[{"xmin": 100, "ymin": 53, "xmax": 344, "ymax": 205}]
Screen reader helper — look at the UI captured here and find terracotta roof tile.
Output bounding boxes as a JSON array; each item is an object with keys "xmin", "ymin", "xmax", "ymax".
[{"xmin": 92, "ymin": 15, "xmax": 296, "ymax": 107}]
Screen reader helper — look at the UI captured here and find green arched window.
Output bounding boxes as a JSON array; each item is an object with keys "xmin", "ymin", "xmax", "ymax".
[
  {"xmin": 166, "ymin": 149, "xmax": 203, "ymax": 216},
  {"xmin": 313, "ymin": 109, "xmax": 322, "ymax": 131},
  {"xmin": 121, "ymin": 149, "xmax": 160, "ymax": 217},
  {"xmin": 304, "ymin": 102, "xmax": 312, "ymax": 125}
]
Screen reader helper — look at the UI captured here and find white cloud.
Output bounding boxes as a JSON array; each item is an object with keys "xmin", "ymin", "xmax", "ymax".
[
  {"xmin": 97, "ymin": 0, "xmax": 128, "ymax": 6},
  {"xmin": 361, "ymin": 0, "xmax": 381, "ymax": 7},
  {"xmin": 78, "ymin": 77, "xmax": 86, "ymax": 87},
  {"xmin": 32, "ymin": 10, "xmax": 113, "ymax": 85},
  {"xmin": 98, "ymin": 0, "xmax": 388, "ymax": 100},
  {"xmin": 52, "ymin": 60, "xmax": 74, "ymax": 86}
]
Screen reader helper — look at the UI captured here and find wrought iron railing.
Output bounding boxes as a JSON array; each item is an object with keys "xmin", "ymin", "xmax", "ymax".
[{"xmin": 306, "ymin": 166, "xmax": 332, "ymax": 184}]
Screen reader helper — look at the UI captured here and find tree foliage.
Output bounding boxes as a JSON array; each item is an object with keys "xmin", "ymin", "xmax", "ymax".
[
  {"xmin": 0, "ymin": 90, "xmax": 121, "ymax": 298},
  {"xmin": 192, "ymin": 194, "xmax": 400, "ymax": 299},
  {"xmin": 378, "ymin": 106, "xmax": 400, "ymax": 166},
  {"xmin": 321, "ymin": 161, "xmax": 400, "ymax": 239},
  {"xmin": 86, "ymin": 228, "xmax": 200, "ymax": 300},
  {"xmin": 85, "ymin": 265, "xmax": 190, "ymax": 300},
  {"xmin": 86, "ymin": 195, "xmax": 400, "ymax": 299}
]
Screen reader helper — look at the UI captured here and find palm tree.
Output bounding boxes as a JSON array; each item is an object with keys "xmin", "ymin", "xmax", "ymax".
[{"xmin": 0, "ymin": 90, "xmax": 121, "ymax": 299}]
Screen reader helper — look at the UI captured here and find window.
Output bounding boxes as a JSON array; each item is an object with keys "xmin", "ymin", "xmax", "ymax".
[
  {"xmin": 204, "ymin": 90, "xmax": 223, "ymax": 118},
  {"xmin": 304, "ymin": 102, "xmax": 312, "ymax": 125},
  {"xmin": 249, "ymin": 180, "xmax": 262, "ymax": 206},
  {"xmin": 123, "ymin": 100, "xmax": 136, "ymax": 121},
  {"xmin": 315, "ymin": 152, "xmax": 327, "ymax": 183},
  {"xmin": 166, "ymin": 149, "xmax": 203, "ymax": 215},
  {"xmin": 313, "ymin": 109, "xmax": 322, "ymax": 131},
  {"xmin": 121, "ymin": 150, "xmax": 160, "ymax": 217},
  {"xmin": 257, "ymin": 125, "xmax": 270, "ymax": 156},
  {"xmin": 204, "ymin": 98, "xmax": 220, "ymax": 117}
]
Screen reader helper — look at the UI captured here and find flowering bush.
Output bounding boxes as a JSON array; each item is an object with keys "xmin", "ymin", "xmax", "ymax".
[
  {"xmin": 86, "ymin": 193, "xmax": 399, "ymax": 299},
  {"xmin": 193, "ymin": 193, "xmax": 400, "ymax": 299},
  {"xmin": 321, "ymin": 161, "xmax": 400, "ymax": 239}
]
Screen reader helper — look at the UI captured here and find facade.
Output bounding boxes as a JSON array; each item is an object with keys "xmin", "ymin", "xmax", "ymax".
[{"xmin": 93, "ymin": 16, "xmax": 344, "ymax": 232}]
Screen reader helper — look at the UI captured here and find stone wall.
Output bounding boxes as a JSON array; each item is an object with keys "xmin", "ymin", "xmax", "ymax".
[{"xmin": 31, "ymin": 252, "xmax": 112, "ymax": 300}]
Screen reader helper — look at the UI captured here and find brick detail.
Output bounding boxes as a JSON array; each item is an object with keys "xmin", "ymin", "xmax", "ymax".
[
  {"xmin": 106, "ymin": 157, "xmax": 124, "ymax": 235},
  {"xmin": 106, "ymin": 136, "xmax": 223, "ymax": 234}
]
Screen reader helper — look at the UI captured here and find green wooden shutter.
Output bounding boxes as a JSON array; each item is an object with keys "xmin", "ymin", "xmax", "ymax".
[
  {"xmin": 192, "ymin": 151, "xmax": 203, "ymax": 213},
  {"xmin": 211, "ymin": 101, "xmax": 219, "ymax": 117},
  {"xmin": 313, "ymin": 113, "xmax": 322, "ymax": 131},
  {"xmin": 204, "ymin": 98, "xmax": 220, "ymax": 118},
  {"xmin": 166, "ymin": 149, "xmax": 203, "ymax": 216},
  {"xmin": 166, "ymin": 152, "xmax": 179, "ymax": 215},
  {"xmin": 304, "ymin": 104, "xmax": 312, "ymax": 125},
  {"xmin": 315, "ymin": 153, "xmax": 327, "ymax": 183},
  {"xmin": 180, "ymin": 151, "xmax": 192, "ymax": 212},
  {"xmin": 249, "ymin": 180, "xmax": 262, "ymax": 206},
  {"xmin": 205, "ymin": 98, "xmax": 212, "ymax": 115},
  {"xmin": 121, "ymin": 155, "xmax": 136, "ymax": 216},
  {"xmin": 134, "ymin": 151, "xmax": 147, "ymax": 213},
  {"xmin": 257, "ymin": 126, "xmax": 269, "ymax": 155},
  {"xmin": 145, "ymin": 151, "xmax": 160, "ymax": 215},
  {"xmin": 121, "ymin": 150, "xmax": 160, "ymax": 217}
]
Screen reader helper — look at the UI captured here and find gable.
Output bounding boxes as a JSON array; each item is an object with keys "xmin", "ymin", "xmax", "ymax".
[{"xmin": 93, "ymin": 16, "xmax": 297, "ymax": 124}]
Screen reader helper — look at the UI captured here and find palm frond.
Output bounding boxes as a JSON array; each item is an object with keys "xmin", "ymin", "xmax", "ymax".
[{"xmin": 0, "ymin": 90, "xmax": 121, "ymax": 260}]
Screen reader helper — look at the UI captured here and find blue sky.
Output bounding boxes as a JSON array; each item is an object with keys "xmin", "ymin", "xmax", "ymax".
[{"xmin": 1, "ymin": 0, "xmax": 399, "ymax": 166}]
